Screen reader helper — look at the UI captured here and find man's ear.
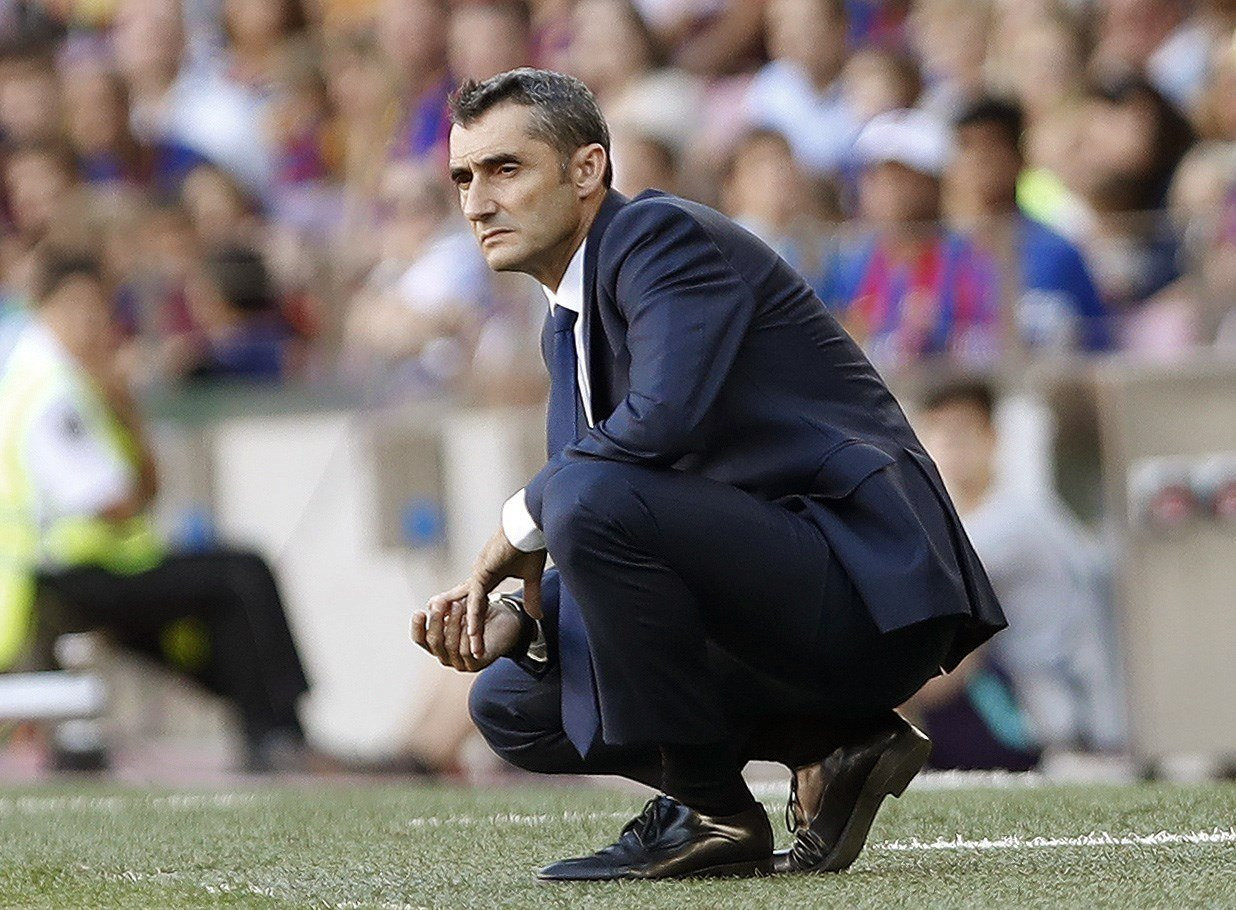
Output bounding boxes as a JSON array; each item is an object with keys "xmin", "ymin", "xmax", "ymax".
[{"xmin": 572, "ymin": 143, "xmax": 608, "ymax": 197}]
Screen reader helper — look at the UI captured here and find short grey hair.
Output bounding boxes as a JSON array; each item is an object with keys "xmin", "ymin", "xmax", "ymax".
[{"xmin": 449, "ymin": 67, "xmax": 613, "ymax": 188}]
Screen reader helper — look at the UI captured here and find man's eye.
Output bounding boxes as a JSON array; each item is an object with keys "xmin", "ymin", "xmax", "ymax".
[{"xmin": 499, "ymin": 164, "xmax": 518, "ymax": 176}]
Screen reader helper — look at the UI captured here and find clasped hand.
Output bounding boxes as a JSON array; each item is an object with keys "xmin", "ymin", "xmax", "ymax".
[{"xmin": 410, "ymin": 527, "xmax": 546, "ymax": 672}]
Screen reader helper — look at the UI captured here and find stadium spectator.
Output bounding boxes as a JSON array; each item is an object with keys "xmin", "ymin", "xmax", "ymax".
[
  {"xmin": 565, "ymin": 0, "xmax": 704, "ymax": 154},
  {"xmin": 376, "ymin": 0, "xmax": 453, "ymax": 164},
  {"xmin": 913, "ymin": 380, "xmax": 1127, "ymax": 755},
  {"xmin": 720, "ymin": 128, "xmax": 823, "ymax": 272},
  {"xmin": 181, "ymin": 244, "xmax": 297, "ymax": 382},
  {"xmin": 818, "ymin": 109, "xmax": 1006, "ymax": 370},
  {"xmin": 610, "ymin": 129, "xmax": 680, "ymax": 197},
  {"xmin": 988, "ymin": 3, "xmax": 1089, "ymax": 125},
  {"xmin": 0, "ymin": 33, "xmax": 62, "ymax": 145},
  {"xmin": 178, "ymin": 163, "xmax": 262, "ymax": 247},
  {"xmin": 322, "ymin": 26, "xmax": 401, "ymax": 191},
  {"xmin": 1091, "ymin": 0, "xmax": 1213, "ymax": 110},
  {"xmin": 946, "ymin": 97, "xmax": 1111, "ymax": 354},
  {"xmin": 1, "ymin": 140, "xmax": 82, "ymax": 297},
  {"xmin": 1147, "ymin": 142, "xmax": 1236, "ymax": 347},
  {"xmin": 114, "ymin": 0, "xmax": 310, "ymax": 197},
  {"xmin": 744, "ymin": 0, "xmax": 860, "ymax": 176},
  {"xmin": 342, "ymin": 162, "xmax": 491, "ymax": 392},
  {"xmin": 2, "ymin": 248, "xmax": 313, "ymax": 772},
  {"xmin": 840, "ymin": 47, "xmax": 922, "ymax": 124},
  {"xmin": 111, "ymin": 0, "xmax": 191, "ymax": 144},
  {"xmin": 1068, "ymin": 77, "xmax": 1196, "ymax": 347},
  {"xmin": 910, "ymin": 0, "xmax": 992, "ymax": 119},
  {"xmin": 448, "ymin": 0, "xmax": 535, "ymax": 84},
  {"xmin": 265, "ymin": 42, "xmax": 341, "ymax": 189},
  {"xmin": 60, "ymin": 54, "xmax": 207, "ymax": 197}
]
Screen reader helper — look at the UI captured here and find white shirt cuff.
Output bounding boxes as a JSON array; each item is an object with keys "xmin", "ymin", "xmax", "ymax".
[{"xmin": 501, "ymin": 488, "xmax": 545, "ymax": 552}]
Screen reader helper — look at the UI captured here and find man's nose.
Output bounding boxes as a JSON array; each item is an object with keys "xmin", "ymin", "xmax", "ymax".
[{"xmin": 462, "ymin": 182, "xmax": 498, "ymax": 222}]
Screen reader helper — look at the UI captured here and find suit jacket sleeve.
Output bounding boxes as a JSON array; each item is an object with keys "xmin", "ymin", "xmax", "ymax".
[{"xmin": 523, "ymin": 201, "xmax": 758, "ymax": 527}]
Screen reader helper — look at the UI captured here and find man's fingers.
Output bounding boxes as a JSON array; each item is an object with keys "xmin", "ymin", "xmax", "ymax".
[
  {"xmin": 466, "ymin": 582, "xmax": 488, "ymax": 659},
  {"xmin": 443, "ymin": 603, "xmax": 468, "ymax": 671},
  {"xmin": 425, "ymin": 602, "xmax": 453, "ymax": 667},
  {"xmin": 410, "ymin": 610, "xmax": 428, "ymax": 649},
  {"xmin": 425, "ymin": 582, "xmax": 469, "ymax": 613}
]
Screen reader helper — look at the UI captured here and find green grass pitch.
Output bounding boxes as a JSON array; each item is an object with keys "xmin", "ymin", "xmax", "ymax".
[{"xmin": 0, "ymin": 780, "xmax": 1233, "ymax": 909}]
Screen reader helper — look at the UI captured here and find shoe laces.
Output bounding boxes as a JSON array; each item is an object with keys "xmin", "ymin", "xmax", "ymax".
[
  {"xmin": 789, "ymin": 825, "xmax": 829, "ymax": 868},
  {"xmin": 785, "ymin": 770, "xmax": 829, "ymax": 868},
  {"xmin": 620, "ymin": 796, "xmax": 672, "ymax": 848},
  {"xmin": 784, "ymin": 774, "xmax": 800, "ymax": 834}
]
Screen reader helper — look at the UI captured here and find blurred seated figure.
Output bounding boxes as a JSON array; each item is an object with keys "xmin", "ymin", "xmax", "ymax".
[
  {"xmin": 720, "ymin": 128, "xmax": 827, "ymax": 273},
  {"xmin": 817, "ymin": 109, "xmax": 1007, "ymax": 372},
  {"xmin": 744, "ymin": 0, "xmax": 859, "ymax": 177},
  {"xmin": 0, "ymin": 248, "xmax": 313, "ymax": 772},
  {"xmin": 1067, "ymin": 77, "xmax": 1196, "ymax": 353},
  {"xmin": 909, "ymin": 0, "xmax": 991, "ymax": 120},
  {"xmin": 0, "ymin": 32, "xmax": 63, "ymax": 146},
  {"xmin": 1148, "ymin": 142, "xmax": 1236, "ymax": 348},
  {"xmin": 60, "ymin": 51, "xmax": 208, "ymax": 198},
  {"xmin": 910, "ymin": 379, "xmax": 1127, "ymax": 761},
  {"xmin": 342, "ymin": 163, "xmax": 491, "ymax": 394},
  {"xmin": 180, "ymin": 245, "xmax": 297, "ymax": 382},
  {"xmin": 945, "ymin": 97, "xmax": 1112, "ymax": 354},
  {"xmin": 840, "ymin": 47, "xmax": 922, "ymax": 125},
  {"xmin": 0, "ymin": 140, "xmax": 83, "ymax": 298},
  {"xmin": 610, "ymin": 129, "xmax": 681, "ymax": 198}
]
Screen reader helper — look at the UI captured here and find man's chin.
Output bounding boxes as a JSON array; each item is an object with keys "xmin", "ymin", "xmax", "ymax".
[{"xmin": 482, "ymin": 247, "xmax": 525, "ymax": 273}]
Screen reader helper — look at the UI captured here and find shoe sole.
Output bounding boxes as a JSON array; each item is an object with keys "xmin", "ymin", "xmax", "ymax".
[
  {"xmin": 815, "ymin": 724, "xmax": 931, "ymax": 873},
  {"xmin": 538, "ymin": 858, "xmax": 773, "ymax": 882}
]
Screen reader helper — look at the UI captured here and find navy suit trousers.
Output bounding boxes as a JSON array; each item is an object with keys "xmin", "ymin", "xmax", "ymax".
[{"xmin": 470, "ymin": 460, "xmax": 960, "ymax": 773}]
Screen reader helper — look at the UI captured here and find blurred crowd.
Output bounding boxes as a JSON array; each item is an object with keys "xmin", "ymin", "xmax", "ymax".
[{"xmin": 0, "ymin": 0, "xmax": 1231, "ymax": 397}]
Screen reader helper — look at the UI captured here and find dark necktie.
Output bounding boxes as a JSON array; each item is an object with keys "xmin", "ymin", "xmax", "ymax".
[{"xmin": 547, "ymin": 304, "xmax": 602, "ymax": 755}]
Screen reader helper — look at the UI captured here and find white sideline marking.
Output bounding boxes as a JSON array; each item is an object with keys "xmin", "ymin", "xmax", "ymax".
[
  {"xmin": 0, "ymin": 792, "xmax": 262, "ymax": 815},
  {"xmin": 874, "ymin": 828, "xmax": 1236, "ymax": 852}
]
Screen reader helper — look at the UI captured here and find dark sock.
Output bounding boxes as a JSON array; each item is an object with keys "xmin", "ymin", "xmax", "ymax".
[
  {"xmin": 659, "ymin": 742, "xmax": 755, "ymax": 817},
  {"xmin": 742, "ymin": 711, "xmax": 896, "ymax": 769}
]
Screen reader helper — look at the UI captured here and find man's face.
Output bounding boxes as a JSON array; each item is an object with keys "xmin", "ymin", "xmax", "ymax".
[
  {"xmin": 860, "ymin": 161, "xmax": 941, "ymax": 226},
  {"xmin": 917, "ymin": 401, "xmax": 996, "ymax": 499},
  {"xmin": 449, "ymin": 103, "xmax": 583, "ymax": 275},
  {"xmin": 950, "ymin": 122, "xmax": 1021, "ymax": 214}
]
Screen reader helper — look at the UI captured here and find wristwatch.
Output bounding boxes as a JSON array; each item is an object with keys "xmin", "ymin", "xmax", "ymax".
[{"xmin": 496, "ymin": 593, "xmax": 549, "ymax": 669}]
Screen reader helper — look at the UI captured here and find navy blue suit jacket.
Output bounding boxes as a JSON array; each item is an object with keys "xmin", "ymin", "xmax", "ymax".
[{"xmin": 525, "ymin": 190, "xmax": 1005, "ymax": 671}]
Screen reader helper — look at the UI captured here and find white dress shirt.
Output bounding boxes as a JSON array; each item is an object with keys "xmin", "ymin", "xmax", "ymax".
[{"xmin": 501, "ymin": 240, "xmax": 590, "ymax": 551}]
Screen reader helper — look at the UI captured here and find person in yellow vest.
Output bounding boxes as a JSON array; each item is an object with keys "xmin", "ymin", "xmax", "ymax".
[{"xmin": 0, "ymin": 247, "xmax": 312, "ymax": 773}]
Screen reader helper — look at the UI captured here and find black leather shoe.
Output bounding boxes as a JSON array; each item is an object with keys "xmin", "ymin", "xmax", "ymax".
[
  {"xmin": 772, "ymin": 714, "xmax": 930, "ymax": 874},
  {"xmin": 537, "ymin": 795, "xmax": 773, "ymax": 881}
]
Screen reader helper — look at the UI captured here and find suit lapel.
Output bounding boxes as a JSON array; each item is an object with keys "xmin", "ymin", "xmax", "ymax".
[{"xmin": 580, "ymin": 190, "xmax": 629, "ymax": 418}]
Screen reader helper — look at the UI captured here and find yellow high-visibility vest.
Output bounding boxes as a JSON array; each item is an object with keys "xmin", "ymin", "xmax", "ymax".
[{"xmin": 0, "ymin": 319, "xmax": 164, "ymax": 669}]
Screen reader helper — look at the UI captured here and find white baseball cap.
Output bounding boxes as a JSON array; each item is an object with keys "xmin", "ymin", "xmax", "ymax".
[{"xmin": 852, "ymin": 108, "xmax": 954, "ymax": 177}]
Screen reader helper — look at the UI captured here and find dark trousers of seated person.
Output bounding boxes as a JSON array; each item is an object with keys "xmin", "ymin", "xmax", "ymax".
[
  {"xmin": 469, "ymin": 460, "xmax": 961, "ymax": 801},
  {"xmin": 37, "ymin": 549, "xmax": 310, "ymax": 752}
]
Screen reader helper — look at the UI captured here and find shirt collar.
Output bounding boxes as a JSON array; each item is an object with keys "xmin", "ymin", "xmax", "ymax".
[{"xmin": 541, "ymin": 239, "xmax": 586, "ymax": 313}]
